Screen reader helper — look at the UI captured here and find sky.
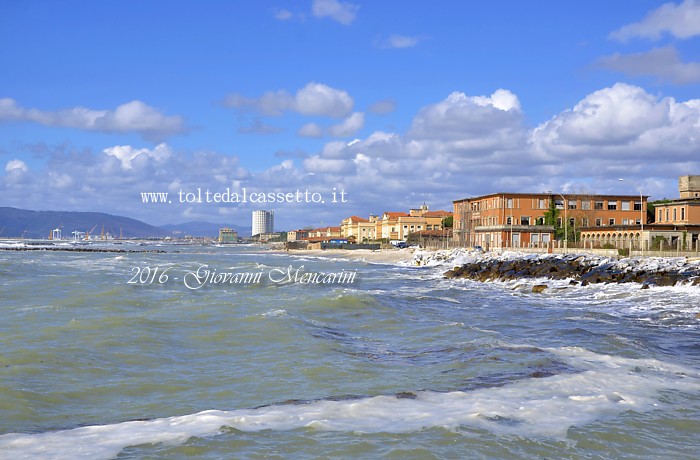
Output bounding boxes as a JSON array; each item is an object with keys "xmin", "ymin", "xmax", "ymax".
[{"xmin": 1, "ymin": 0, "xmax": 700, "ymax": 231}]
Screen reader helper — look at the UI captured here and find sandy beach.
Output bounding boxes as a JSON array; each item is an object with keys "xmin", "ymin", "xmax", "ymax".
[{"xmin": 284, "ymin": 248, "xmax": 417, "ymax": 265}]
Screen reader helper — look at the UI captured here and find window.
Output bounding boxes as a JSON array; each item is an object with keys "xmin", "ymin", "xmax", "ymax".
[
  {"xmin": 621, "ymin": 201, "xmax": 630, "ymax": 211},
  {"xmin": 681, "ymin": 207, "xmax": 686, "ymax": 220},
  {"xmin": 634, "ymin": 201, "xmax": 642, "ymax": 211},
  {"xmin": 666, "ymin": 209, "xmax": 669, "ymax": 221},
  {"xmin": 582, "ymin": 201, "xmax": 591, "ymax": 210},
  {"xmin": 608, "ymin": 202, "xmax": 617, "ymax": 210},
  {"xmin": 659, "ymin": 209, "xmax": 663, "ymax": 221},
  {"xmin": 506, "ymin": 198, "xmax": 513, "ymax": 209},
  {"xmin": 506, "ymin": 216, "xmax": 512, "ymax": 225},
  {"xmin": 568, "ymin": 200, "xmax": 577, "ymax": 210},
  {"xmin": 557, "ymin": 217, "xmax": 563, "ymax": 227},
  {"xmin": 555, "ymin": 199, "xmax": 564, "ymax": 210},
  {"xmin": 622, "ymin": 219, "xmax": 629, "ymax": 225},
  {"xmin": 582, "ymin": 218, "xmax": 589, "ymax": 227},
  {"xmin": 594, "ymin": 201, "xmax": 604, "ymax": 210},
  {"xmin": 609, "ymin": 218, "xmax": 615, "ymax": 226},
  {"xmin": 595, "ymin": 218, "xmax": 602, "ymax": 227},
  {"xmin": 569, "ymin": 218, "xmax": 575, "ymax": 227},
  {"xmin": 521, "ymin": 216, "xmax": 530, "ymax": 225},
  {"xmin": 538, "ymin": 199, "xmax": 546, "ymax": 209},
  {"xmin": 673, "ymin": 208, "xmax": 677, "ymax": 220},
  {"xmin": 536, "ymin": 217, "xmax": 545, "ymax": 225}
]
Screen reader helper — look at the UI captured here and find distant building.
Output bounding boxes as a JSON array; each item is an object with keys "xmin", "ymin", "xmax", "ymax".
[
  {"xmin": 252, "ymin": 210, "xmax": 274, "ymax": 237},
  {"xmin": 218, "ymin": 228, "xmax": 238, "ymax": 243},
  {"xmin": 340, "ymin": 205, "xmax": 452, "ymax": 242},
  {"xmin": 287, "ymin": 229, "xmax": 310, "ymax": 242},
  {"xmin": 256, "ymin": 232, "xmax": 281, "ymax": 242}
]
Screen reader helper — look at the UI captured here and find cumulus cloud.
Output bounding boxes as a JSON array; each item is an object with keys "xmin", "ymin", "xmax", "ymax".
[
  {"xmin": 223, "ymin": 82, "xmax": 353, "ymax": 118},
  {"xmin": 0, "ymin": 98, "xmax": 187, "ymax": 141},
  {"xmin": 311, "ymin": 0, "xmax": 359, "ymax": 25},
  {"xmin": 4, "ymin": 85, "xmax": 700, "ymax": 230},
  {"xmin": 298, "ymin": 122, "xmax": 324, "ymax": 137},
  {"xmin": 599, "ymin": 46, "xmax": 700, "ymax": 85},
  {"xmin": 103, "ymin": 143, "xmax": 173, "ymax": 170},
  {"xmin": 328, "ymin": 112, "xmax": 364, "ymax": 137},
  {"xmin": 531, "ymin": 83, "xmax": 700, "ymax": 162},
  {"xmin": 610, "ymin": 0, "xmax": 700, "ymax": 41},
  {"xmin": 5, "ymin": 159, "xmax": 28, "ymax": 173},
  {"xmin": 408, "ymin": 89, "xmax": 524, "ymax": 148}
]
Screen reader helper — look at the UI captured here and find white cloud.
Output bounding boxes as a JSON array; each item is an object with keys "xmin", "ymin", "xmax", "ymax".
[
  {"xmin": 0, "ymin": 98, "xmax": 187, "ymax": 141},
  {"xmin": 4, "ymin": 85, "xmax": 700, "ymax": 230},
  {"xmin": 303, "ymin": 156, "xmax": 354, "ymax": 174},
  {"xmin": 531, "ymin": 83, "xmax": 700, "ymax": 161},
  {"xmin": 610, "ymin": 0, "xmax": 700, "ymax": 41},
  {"xmin": 223, "ymin": 82, "xmax": 353, "ymax": 118},
  {"xmin": 295, "ymin": 82, "xmax": 354, "ymax": 118},
  {"xmin": 5, "ymin": 159, "xmax": 28, "ymax": 173},
  {"xmin": 379, "ymin": 34, "xmax": 425, "ymax": 49},
  {"xmin": 328, "ymin": 112, "xmax": 364, "ymax": 137},
  {"xmin": 599, "ymin": 46, "xmax": 700, "ymax": 84},
  {"xmin": 408, "ymin": 89, "xmax": 523, "ymax": 148},
  {"xmin": 103, "ymin": 143, "xmax": 173, "ymax": 170},
  {"xmin": 298, "ymin": 122, "xmax": 324, "ymax": 137},
  {"xmin": 311, "ymin": 0, "xmax": 359, "ymax": 25}
]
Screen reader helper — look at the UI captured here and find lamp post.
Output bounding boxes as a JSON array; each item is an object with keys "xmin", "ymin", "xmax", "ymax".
[{"xmin": 619, "ymin": 178, "xmax": 644, "ymax": 250}]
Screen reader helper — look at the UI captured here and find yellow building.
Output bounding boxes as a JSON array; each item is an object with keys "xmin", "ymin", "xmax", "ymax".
[{"xmin": 342, "ymin": 205, "xmax": 452, "ymax": 242}]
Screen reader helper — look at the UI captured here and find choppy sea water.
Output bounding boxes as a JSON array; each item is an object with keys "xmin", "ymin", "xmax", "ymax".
[{"xmin": 1, "ymin": 244, "xmax": 699, "ymax": 459}]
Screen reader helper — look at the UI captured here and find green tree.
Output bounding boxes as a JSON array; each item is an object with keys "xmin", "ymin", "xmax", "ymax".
[
  {"xmin": 441, "ymin": 216, "xmax": 453, "ymax": 228},
  {"xmin": 542, "ymin": 199, "xmax": 580, "ymax": 241}
]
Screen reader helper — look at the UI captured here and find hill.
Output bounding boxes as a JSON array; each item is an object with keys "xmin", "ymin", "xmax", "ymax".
[{"xmin": 0, "ymin": 207, "xmax": 169, "ymax": 239}]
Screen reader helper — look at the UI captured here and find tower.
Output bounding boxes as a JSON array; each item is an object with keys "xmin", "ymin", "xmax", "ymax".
[{"xmin": 252, "ymin": 210, "xmax": 274, "ymax": 237}]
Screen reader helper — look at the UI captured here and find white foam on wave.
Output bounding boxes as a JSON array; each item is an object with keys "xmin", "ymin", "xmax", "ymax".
[{"xmin": 2, "ymin": 347, "xmax": 699, "ymax": 459}]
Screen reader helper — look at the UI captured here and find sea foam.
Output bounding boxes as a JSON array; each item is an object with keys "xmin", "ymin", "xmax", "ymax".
[{"xmin": 2, "ymin": 347, "xmax": 698, "ymax": 459}]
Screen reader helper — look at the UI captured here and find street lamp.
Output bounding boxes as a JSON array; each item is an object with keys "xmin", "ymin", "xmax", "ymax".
[{"xmin": 619, "ymin": 178, "xmax": 644, "ymax": 249}]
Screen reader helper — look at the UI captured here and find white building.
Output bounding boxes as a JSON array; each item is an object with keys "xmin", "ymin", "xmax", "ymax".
[{"xmin": 252, "ymin": 210, "xmax": 274, "ymax": 237}]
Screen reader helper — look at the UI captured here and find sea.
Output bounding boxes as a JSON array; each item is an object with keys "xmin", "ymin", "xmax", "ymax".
[{"xmin": 1, "ymin": 243, "xmax": 699, "ymax": 459}]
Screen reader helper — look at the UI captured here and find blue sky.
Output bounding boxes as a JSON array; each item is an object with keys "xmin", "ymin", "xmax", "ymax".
[{"xmin": 2, "ymin": 0, "xmax": 700, "ymax": 230}]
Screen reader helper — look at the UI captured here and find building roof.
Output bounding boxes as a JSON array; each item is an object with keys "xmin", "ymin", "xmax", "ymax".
[
  {"xmin": 344, "ymin": 216, "xmax": 369, "ymax": 223},
  {"xmin": 453, "ymin": 192, "xmax": 648, "ymax": 203},
  {"xmin": 422, "ymin": 210, "xmax": 452, "ymax": 217},
  {"xmin": 383, "ymin": 212, "xmax": 410, "ymax": 218}
]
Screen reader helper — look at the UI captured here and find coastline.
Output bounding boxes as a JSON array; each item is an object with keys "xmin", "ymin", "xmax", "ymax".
[{"xmin": 281, "ymin": 248, "xmax": 417, "ymax": 265}]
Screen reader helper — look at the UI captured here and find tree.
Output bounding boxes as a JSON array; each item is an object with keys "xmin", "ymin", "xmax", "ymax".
[
  {"xmin": 441, "ymin": 216, "xmax": 453, "ymax": 228},
  {"xmin": 542, "ymin": 199, "xmax": 565, "ymax": 240}
]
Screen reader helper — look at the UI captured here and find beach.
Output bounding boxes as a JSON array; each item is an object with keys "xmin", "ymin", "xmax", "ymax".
[{"xmin": 284, "ymin": 247, "xmax": 418, "ymax": 264}]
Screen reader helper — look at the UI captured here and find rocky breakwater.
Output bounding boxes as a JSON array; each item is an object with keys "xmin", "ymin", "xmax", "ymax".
[{"xmin": 443, "ymin": 253, "xmax": 700, "ymax": 289}]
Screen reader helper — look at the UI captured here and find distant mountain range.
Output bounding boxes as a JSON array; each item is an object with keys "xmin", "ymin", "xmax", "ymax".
[{"xmin": 0, "ymin": 207, "xmax": 251, "ymax": 239}]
